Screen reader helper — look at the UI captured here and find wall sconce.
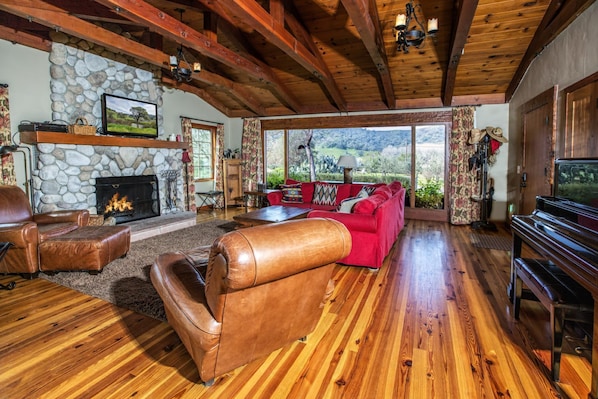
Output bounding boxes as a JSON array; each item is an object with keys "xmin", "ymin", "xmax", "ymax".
[
  {"xmin": 0, "ymin": 144, "xmax": 34, "ymax": 208},
  {"xmin": 337, "ymin": 154, "xmax": 358, "ymax": 184},
  {"xmin": 170, "ymin": 9, "xmax": 201, "ymax": 82},
  {"xmin": 394, "ymin": 0, "xmax": 438, "ymax": 54}
]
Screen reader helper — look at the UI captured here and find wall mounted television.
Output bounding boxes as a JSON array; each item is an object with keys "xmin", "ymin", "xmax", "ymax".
[{"xmin": 101, "ymin": 93, "xmax": 158, "ymax": 138}]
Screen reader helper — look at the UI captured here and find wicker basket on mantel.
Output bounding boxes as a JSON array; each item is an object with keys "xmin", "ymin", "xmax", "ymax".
[{"xmin": 68, "ymin": 117, "xmax": 96, "ymax": 135}]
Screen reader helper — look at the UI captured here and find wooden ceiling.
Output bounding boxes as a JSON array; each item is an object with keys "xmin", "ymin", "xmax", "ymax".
[{"xmin": 0, "ymin": 0, "xmax": 594, "ymax": 117}]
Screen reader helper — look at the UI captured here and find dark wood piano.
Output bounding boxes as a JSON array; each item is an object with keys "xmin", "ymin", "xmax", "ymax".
[{"xmin": 509, "ymin": 158, "xmax": 598, "ymax": 398}]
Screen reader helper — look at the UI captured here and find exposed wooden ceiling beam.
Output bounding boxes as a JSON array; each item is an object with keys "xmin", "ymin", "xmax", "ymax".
[
  {"xmin": 0, "ymin": 24, "xmax": 51, "ymax": 51},
  {"xmin": 340, "ymin": 0, "xmax": 395, "ymax": 109},
  {"xmin": 94, "ymin": 0, "xmax": 303, "ymax": 114},
  {"xmin": 0, "ymin": 0, "xmax": 170, "ymax": 67},
  {"xmin": 162, "ymin": 77, "xmax": 231, "ymax": 116},
  {"xmin": 0, "ymin": 0, "xmax": 267, "ymax": 116},
  {"xmin": 198, "ymin": 0, "xmax": 347, "ymax": 112},
  {"xmin": 442, "ymin": 0, "xmax": 479, "ymax": 107},
  {"xmin": 505, "ymin": 0, "xmax": 596, "ymax": 101}
]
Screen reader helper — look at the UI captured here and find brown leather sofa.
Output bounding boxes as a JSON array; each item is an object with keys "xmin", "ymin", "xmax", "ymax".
[
  {"xmin": 150, "ymin": 218, "xmax": 351, "ymax": 385},
  {"xmin": 0, "ymin": 185, "xmax": 130, "ymax": 276}
]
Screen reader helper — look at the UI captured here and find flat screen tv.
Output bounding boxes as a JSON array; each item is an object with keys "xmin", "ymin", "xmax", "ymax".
[{"xmin": 101, "ymin": 93, "xmax": 158, "ymax": 138}]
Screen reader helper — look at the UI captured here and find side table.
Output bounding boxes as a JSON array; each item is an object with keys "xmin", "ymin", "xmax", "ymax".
[
  {"xmin": 196, "ymin": 190, "xmax": 224, "ymax": 211},
  {"xmin": 243, "ymin": 189, "xmax": 277, "ymax": 209},
  {"xmin": 0, "ymin": 242, "xmax": 15, "ymax": 290}
]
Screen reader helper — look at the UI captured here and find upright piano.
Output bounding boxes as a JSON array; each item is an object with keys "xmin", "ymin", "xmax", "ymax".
[{"xmin": 509, "ymin": 158, "xmax": 598, "ymax": 398}]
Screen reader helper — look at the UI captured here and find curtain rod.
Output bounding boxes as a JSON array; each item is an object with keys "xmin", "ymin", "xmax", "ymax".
[{"xmin": 179, "ymin": 115, "xmax": 221, "ymax": 126}]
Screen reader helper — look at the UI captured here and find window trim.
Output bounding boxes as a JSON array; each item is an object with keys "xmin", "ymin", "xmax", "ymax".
[{"xmin": 191, "ymin": 123, "xmax": 216, "ymax": 182}]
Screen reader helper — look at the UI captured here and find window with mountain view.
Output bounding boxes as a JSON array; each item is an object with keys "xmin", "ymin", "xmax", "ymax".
[{"xmin": 264, "ymin": 125, "xmax": 447, "ymax": 212}]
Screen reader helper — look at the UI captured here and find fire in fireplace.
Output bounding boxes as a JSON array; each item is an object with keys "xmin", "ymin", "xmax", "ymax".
[{"xmin": 95, "ymin": 175, "xmax": 160, "ymax": 224}]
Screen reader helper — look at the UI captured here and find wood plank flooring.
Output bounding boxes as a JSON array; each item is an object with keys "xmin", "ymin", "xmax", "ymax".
[{"xmin": 0, "ymin": 211, "xmax": 591, "ymax": 398}]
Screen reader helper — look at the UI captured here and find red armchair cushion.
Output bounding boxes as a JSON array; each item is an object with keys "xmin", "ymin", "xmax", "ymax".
[{"xmin": 353, "ymin": 194, "xmax": 386, "ymax": 215}]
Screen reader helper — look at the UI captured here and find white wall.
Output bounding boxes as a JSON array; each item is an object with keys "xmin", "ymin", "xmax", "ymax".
[
  {"xmin": 161, "ymin": 88, "xmax": 240, "ymax": 192},
  {"xmin": 0, "ymin": 40, "xmax": 52, "ymax": 193},
  {"xmin": 475, "ymin": 104, "xmax": 509, "ymax": 221}
]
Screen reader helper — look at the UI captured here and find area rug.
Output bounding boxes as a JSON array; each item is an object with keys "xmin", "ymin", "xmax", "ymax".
[
  {"xmin": 41, "ymin": 219, "xmax": 236, "ymax": 321},
  {"xmin": 470, "ymin": 233, "xmax": 512, "ymax": 251}
]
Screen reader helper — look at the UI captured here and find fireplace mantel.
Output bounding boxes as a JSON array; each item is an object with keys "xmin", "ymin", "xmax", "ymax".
[{"xmin": 20, "ymin": 131, "xmax": 187, "ymax": 149}]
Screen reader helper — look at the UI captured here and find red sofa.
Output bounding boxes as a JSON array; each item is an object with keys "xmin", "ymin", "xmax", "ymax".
[{"xmin": 267, "ymin": 180, "xmax": 405, "ymax": 268}]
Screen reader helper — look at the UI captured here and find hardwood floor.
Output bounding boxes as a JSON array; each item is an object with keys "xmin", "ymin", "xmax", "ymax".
[{"xmin": 0, "ymin": 210, "xmax": 591, "ymax": 398}]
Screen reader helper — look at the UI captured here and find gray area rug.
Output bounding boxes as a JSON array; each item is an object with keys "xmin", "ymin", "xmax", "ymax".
[
  {"xmin": 470, "ymin": 232, "xmax": 512, "ymax": 251},
  {"xmin": 41, "ymin": 219, "xmax": 236, "ymax": 321}
]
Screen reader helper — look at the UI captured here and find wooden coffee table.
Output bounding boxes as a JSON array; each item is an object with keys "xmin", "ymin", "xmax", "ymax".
[{"xmin": 233, "ymin": 205, "xmax": 311, "ymax": 228}]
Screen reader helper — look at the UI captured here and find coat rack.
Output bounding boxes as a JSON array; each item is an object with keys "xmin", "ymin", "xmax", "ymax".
[{"xmin": 471, "ymin": 134, "xmax": 497, "ymax": 231}]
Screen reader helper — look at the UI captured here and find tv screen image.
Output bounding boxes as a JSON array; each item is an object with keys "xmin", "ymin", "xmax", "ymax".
[{"xmin": 101, "ymin": 93, "xmax": 158, "ymax": 138}]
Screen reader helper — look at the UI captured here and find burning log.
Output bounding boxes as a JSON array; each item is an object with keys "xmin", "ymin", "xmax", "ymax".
[{"xmin": 104, "ymin": 193, "xmax": 133, "ymax": 214}]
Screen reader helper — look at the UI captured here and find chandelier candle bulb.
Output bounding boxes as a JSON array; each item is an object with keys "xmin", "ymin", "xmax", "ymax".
[
  {"xmin": 169, "ymin": 55, "xmax": 178, "ymax": 67},
  {"xmin": 428, "ymin": 18, "xmax": 438, "ymax": 33},
  {"xmin": 193, "ymin": 62, "xmax": 201, "ymax": 73},
  {"xmin": 395, "ymin": 13, "xmax": 406, "ymax": 29}
]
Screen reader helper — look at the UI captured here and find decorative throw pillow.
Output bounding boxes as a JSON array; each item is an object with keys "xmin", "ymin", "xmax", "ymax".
[
  {"xmin": 337, "ymin": 196, "xmax": 364, "ymax": 213},
  {"xmin": 312, "ymin": 183, "xmax": 338, "ymax": 206},
  {"xmin": 281, "ymin": 183, "xmax": 303, "ymax": 203},
  {"xmin": 358, "ymin": 185, "xmax": 377, "ymax": 198}
]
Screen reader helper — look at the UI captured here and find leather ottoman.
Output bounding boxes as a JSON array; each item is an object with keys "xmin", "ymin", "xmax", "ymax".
[{"xmin": 39, "ymin": 226, "xmax": 131, "ymax": 273}]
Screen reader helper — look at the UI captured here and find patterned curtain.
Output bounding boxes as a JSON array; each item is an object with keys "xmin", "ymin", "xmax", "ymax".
[
  {"xmin": 449, "ymin": 106, "xmax": 479, "ymax": 224},
  {"xmin": 241, "ymin": 118, "xmax": 263, "ymax": 207},
  {"xmin": 0, "ymin": 84, "xmax": 16, "ymax": 186},
  {"xmin": 181, "ymin": 118, "xmax": 196, "ymax": 212},
  {"xmin": 214, "ymin": 123, "xmax": 225, "ymax": 208}
]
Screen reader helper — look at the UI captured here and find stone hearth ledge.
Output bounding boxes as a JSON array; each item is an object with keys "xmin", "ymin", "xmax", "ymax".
[{"xmin": 122, "ymin": 212, "xmax": 196, "ymax": 242}]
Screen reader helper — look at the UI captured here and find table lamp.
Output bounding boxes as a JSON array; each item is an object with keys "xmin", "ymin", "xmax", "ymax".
[{"xmin": 337, "ymin": 155, "xmax": 358, "ymax": 184}]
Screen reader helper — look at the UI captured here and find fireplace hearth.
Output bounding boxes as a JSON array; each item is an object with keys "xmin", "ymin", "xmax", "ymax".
[{"xmin": 96, "ymin": 175, "xmax": 160, "ymax": 224}]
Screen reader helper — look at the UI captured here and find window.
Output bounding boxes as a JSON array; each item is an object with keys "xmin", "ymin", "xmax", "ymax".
[
  {"xmin": 191, "ymin": 124, "xmax": 215, "ymax": 181},
  {"xmin": 262, "ymin": 113, "xmax": 450, "ymax": 221}
]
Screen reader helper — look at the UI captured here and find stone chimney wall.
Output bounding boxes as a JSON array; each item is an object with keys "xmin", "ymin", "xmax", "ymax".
[{"xmin": 31, "ymin": 40, "xmax": 183, "ymax": 215}]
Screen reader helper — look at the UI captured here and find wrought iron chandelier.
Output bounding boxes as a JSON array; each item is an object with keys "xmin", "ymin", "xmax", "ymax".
[
  {"xmin": 393, "ymin": 0, "xmax": 438, "ymax": 54},
  {"xmin": 169, "ymin": 9, "xmax": 201, "ymax": 82}
]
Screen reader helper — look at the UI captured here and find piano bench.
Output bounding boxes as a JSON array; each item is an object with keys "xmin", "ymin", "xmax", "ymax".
[{"xmin": 513, "ymin": 257, "xmax": 594, "ymax": 381}]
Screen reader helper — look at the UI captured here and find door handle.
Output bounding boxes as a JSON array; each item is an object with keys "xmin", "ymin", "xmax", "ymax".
[{"xmin": 520, "ymin": 172, "xmax": 527, "ymax": 188}]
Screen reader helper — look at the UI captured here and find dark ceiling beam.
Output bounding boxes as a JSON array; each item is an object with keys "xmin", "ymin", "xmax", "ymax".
[
  {"xmin": 0, "ymin": 0, "xmax": 263, "ymax": 116},
  {"xmin": 0, "ymin": 24, "xmax": 51, "ymax": 51},
  {"xmin": 442, "ymin": 0, "xmax": 479, "ymax": 107},
  {"xmin": 0, "ymin": 0, "xmax": 170, "ymax": 66},
  {"xmin": 94, "ymin": 0, "xmax": 303, "ymax": 113},
  {"xmin": 505, "ymin": 0, "xmax": 596, "ymax": 101},
  {"xmin": 198, "ymin": 0, "xmax": 347, "ymax": 112},
  {"xmin": 340, "ymin": 0, "xmax": 395, "ymax": 109},
  {"xmin": 162, "ymin": 77, "xmax": 231, "ymax": 115},
  {"xmin": 191, "ymin": 69, "xmax": 266, "ymax": 115}
]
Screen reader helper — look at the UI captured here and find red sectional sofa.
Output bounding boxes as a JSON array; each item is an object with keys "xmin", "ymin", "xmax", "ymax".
[{"xmin": 267, "ymin": 180, "xmax": 406, "ymax": 268}]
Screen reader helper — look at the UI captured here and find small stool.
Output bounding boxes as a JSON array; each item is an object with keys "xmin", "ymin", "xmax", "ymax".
[
  {"xmin": 513, "ymin": 257, "xmax": 593, "ymax": 381},
  {"xmin": 39, "ymin": 226, "xmax": 131, "ymax": 273}
]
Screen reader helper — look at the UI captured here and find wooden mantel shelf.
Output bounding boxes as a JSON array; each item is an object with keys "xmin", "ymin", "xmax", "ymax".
[{"xmin": 20, "ymin": 131, "xmax": 188, "ymax": 149}]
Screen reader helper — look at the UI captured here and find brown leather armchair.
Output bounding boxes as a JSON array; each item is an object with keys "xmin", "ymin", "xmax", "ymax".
[
  {"xmin": 0, "ymin": 185, "xmax": 89, "ymax": 276},
  {"xmin": 150, "ymin": 218, "xmax": 352, "ymax": 385}
]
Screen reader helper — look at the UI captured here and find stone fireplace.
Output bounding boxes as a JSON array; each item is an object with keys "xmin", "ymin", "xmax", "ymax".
[
  {"xmin": 31, "ymin": 141, "xmax": 184, "ymax": 216},
  {"xmin": 96, "ymin": 175, "xmax": 160, "ymax": 224}
]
